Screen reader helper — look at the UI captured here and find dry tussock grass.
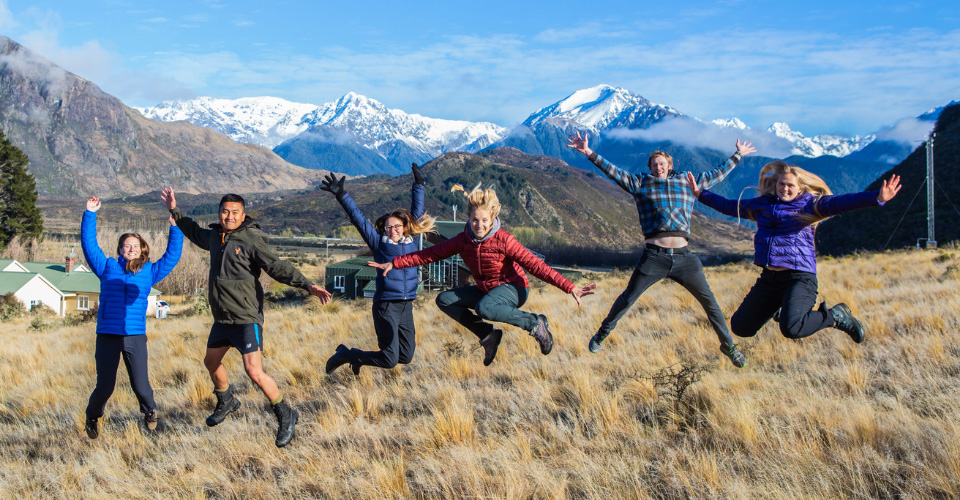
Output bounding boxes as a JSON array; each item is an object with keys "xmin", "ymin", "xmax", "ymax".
[{"xmin": 1, "ymin": 249, "xmax": 959, "ymax": 499}]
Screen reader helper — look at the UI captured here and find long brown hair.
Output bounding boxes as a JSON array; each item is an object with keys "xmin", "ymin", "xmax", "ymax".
[
  {"xmin": 117, "ymin": 233, "xmax": 150, "ymax": 274},
  {"xmin": 374, "ymin": 208, "xmax": 437, "ymax": 237}
]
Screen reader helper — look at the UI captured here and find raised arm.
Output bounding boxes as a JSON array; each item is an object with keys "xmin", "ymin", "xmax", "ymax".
[
  {"xmin": 80, "ymin": 197, "xmax": 108, "ymax": 277},
  {"xmin": 411, "ymin": 163, "xmax": 425, "ymax": 219},
  {"xmin": 151, "ymin": 221, "xmax": 184, "ymax": 285},
  {"xmin": 162, "ymin": 186, "xmax": 212, "ymax": 250},
  {"xmin": 368, "ymin": 233, "xmax": 465, "ymax": 277},
  {"xmin": 567, "ymin": 131, "xmax": 642, "ymax": 193},
  {"xmin": 696, "ymin": 139, "xmax": 755, "ymax": 190},
  {"xmin": 323, "ymin": 172, "xmax": 378, "ymax": 250}
]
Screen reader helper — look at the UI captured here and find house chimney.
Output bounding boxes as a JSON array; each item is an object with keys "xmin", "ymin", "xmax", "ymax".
[{"xmin": 65, "ymin": 254, "xmax": 76, "ymax": 274}]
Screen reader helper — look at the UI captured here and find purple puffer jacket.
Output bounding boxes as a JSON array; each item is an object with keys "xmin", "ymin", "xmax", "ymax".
[{"xmin": 697, "ymin": 190, "xmax": 883, "ymax": 274}]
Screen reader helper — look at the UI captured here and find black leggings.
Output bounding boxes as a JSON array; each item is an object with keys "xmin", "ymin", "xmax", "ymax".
[
  {"xmin": 85, "ymin": 334, "xmax": 155, "ymax": 419},
  {"xmin": 730, "ymin": 269, "xmax": 834, "ymax": 339}
]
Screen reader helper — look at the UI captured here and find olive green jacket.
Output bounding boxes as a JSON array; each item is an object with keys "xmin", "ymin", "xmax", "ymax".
[{"xmin": 171, "ymin": 208, "xmax": 314, "ymax": 325}]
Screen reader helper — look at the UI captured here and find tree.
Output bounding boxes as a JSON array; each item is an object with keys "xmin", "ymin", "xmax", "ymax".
[{"xmin": 0, "ymin": 128, "xmax": 43, "ymax": 249}]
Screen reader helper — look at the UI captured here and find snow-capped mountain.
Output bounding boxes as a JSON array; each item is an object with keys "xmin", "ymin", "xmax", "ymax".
[
  {"xmin": 301, "ymin": 92, "xmax": 507, "ymax": 155},
  {"xmin": 766, "ymin": 122, "xmax": 874, "ymax": 157},
  {"xmin": 523, "ymin": 84, "xmax": 682, "ymax": 132},
  {"xmin": 135, "ymin": 96, "xmax": 319, "ymax": 149},
  {"xmin": 137, "ymin": 93, "xmax": 507, "ymax": 156}
]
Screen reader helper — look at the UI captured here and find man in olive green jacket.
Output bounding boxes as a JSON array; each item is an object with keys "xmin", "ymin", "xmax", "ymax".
[{"xmin": 162, "ymin": 187, "xmax": 331, "ymax": 447}]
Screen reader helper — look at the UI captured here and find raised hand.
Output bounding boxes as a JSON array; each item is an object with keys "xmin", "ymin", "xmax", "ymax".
[
  {"xmin": 367, "ymin": 260, "xmax": 393, "ymax": 277},
  {"xmin": 86, "ymin": 197, "xmax": 101, "ymax": 212},
  {"xmin": 161, "ymin": 186, "xmax": 176, "ymax": 210},
  {"xmin": 570, "ymin": 282, "xmax": 598, "ymax": 306},
  {"xmin": 412, "ymin": 163, "xmax": 425, "ymax": 185},
  {"xmin": 566, "ymin": 131, "xmax": 593, "ymax": 157},
  {"xmin": 320, "ymin": 173, "xmax": 346, "ymax": 197},
  {"xmin": 307, "ymin": 284, "xmax": 333, "ymax": 304},
  {"xmin": 735, "ymin": 139, "xmax": 756, "ymax": 157},
  {"xmin": 685, "ymin": 172, "xmax": 702, "ymax": 198},
  {"xmin": 879, "ymin": 174, "xmax": 902, "ymax": 202}
]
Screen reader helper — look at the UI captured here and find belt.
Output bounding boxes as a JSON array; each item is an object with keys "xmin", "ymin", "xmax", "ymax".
[{"xmin": 645, "ymin": 244, "xmax": 689, "ymax": 255}]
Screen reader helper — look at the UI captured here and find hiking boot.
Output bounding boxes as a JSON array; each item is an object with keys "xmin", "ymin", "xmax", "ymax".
[
  {"xmin": 588, "ymin": 331, "xmax": 609, "ymax": 353},
  {"xmin": 85, "ymin": 417, "xmax": 99, "ymax": 439},
  {"xmin": 325, "ymin": 344, "xmax": 352, "ymax": 374},
  {"xmin": 206, "ymin": 387, "xmax": 241, "ymax": 427},
  {"xmin": 772, "ymin": 308, "xmax": 782, "ymax": 323},
  {"xmin": 272, "ymin": 400, "xmax": 299, "ymax": 448},
  {"xmin": 722, "ymin": 344, "xmax": 747, "ymax": 368},
  {"xmin": 827, "ymin": 303, "xmax": 864, "ymax": 343},
  {"xmin": 529, "ymin": 315, "xmax": 554, "ymax": 355},
  {"xmin": 480, "ymin": 329, "xmax": 503, "ymax": 366},
  {"xmin": 144, "ymin": 410, "xmax": 158, "ymax": 431}
]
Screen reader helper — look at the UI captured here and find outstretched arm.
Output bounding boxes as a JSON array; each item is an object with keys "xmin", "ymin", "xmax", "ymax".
[
  {"xmin": 249, "ymin": 235, "xmax": 330, "ymax": 304},
  {"xmin": 151, "ymin": 224, "xmax": 184, "ymax": 284},
  {"xmin": 567, "ymin": 131, "xmax": 642, "ymax": 193},
  {"xmin": 368, "ymin": 234, "xmax": 465, "ymax": 277},
  {"xmin": 80, "ymin": 197, "xmax": 108, "ymax": 277},
  {"xmin": 686, "ymin": 172, "xmax": 758, "ymax": 220},
  {"xmin": 697, "ymin": 139, "xmax": 755, "ymax": 190},
  {"xmin": 814, "ymin": 175, "xmax": 902, "ymax": 217}
]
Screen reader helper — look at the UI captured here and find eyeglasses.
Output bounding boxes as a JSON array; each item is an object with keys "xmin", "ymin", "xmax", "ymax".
[{"xmin": 385, "ymin": 224, "xmax": 404, "ymax": 231}]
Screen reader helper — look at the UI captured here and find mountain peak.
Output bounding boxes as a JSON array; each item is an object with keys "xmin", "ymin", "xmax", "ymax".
[{"xmin": 523, "ymin": 84, "xmax": 679, "ymax": 131}]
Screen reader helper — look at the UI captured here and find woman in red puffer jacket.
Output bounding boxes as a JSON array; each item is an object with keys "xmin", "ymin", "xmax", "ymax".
[{"xmin": 369, "ymin": 184, "xmax": 597, "ymax": 366}]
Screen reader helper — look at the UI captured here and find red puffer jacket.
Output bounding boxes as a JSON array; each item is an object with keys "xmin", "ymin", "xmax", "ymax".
[{"xmin": 392, "ymin": 228, "xmax": 575, "ymax": 294}]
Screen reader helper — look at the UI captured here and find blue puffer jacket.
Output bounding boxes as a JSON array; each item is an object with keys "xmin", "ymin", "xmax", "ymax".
[
  {"xmin": 698, "ymin": 190, "xmax": 883, "ymax": 274},
  {"xmin": 338, "ymin": 183, "xmax": 424, "ymax": 301},
  {"xmin": 81, "ymin": 211, "xmax": 183, "ymax": 335}
]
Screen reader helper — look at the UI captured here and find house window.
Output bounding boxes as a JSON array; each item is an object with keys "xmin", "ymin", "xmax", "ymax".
[
  {"xmin": 334, "ymin": 275, "xmax": 345, "ymax": 291},
  {"xmin": 29, "ymin": 300, "xmax": 41, "ymax": 310},
  {"xmin": 78, "ymin": 295, "xmax": 90, "ymax": 310}
]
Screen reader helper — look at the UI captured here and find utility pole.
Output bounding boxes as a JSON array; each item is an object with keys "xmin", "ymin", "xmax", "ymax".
[
  {"xmin": 926, "ymin": 132, "xmax": 936, "ymax": 249},
  {"xmin": 452, "ymin": 204, "xmax": 458, "ymax": 222}
]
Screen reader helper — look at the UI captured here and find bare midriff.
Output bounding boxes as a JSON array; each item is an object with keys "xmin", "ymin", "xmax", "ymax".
[
  {"xmin": 645, "ymin": 235, "xmax": 688, "ymax": 249},
  {"xmin": 764, "ymin": 265, "xmax": 790, "ymax": 271}
]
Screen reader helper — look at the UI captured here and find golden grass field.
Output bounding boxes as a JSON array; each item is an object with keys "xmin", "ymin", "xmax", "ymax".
[{"xmin": 2, "ymin": 244, "xmax": 960, "ymax": 499}]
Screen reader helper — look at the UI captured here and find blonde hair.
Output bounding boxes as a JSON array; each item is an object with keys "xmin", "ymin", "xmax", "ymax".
[
  {"xmin": 754, "ymin": 161, "xmax": 833, "ymax": 225},
  {"xmin": 451, "ymin": 183, "xmax": 501, "ymax": 219},
  {"xmin": 375, "ymin": 208, "xmax": 437, "ymax": 237}
]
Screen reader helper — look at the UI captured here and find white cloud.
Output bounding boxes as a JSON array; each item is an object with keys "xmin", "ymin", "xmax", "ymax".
[
  {"xmin": 874, "ymin": 117, "xmax": 935, "ymax": 144},
  {"xmin": 606, "ymin": 116, "xmax": 796, "ymax": 158}
]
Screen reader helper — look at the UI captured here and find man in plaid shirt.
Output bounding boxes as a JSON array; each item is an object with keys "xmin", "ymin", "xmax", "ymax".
[{"xmin": 567, "ymin": 132, "xmax": 755, "ymax": 367}]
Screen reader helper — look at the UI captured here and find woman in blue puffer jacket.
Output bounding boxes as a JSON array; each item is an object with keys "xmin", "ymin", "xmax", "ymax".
[
  {"xmin": 321, "ymin": 164, "xmax": 436, "ymax": 375},
  {"xmin": 686, "ymin": 161, "xmax": 901, "ymax": 344},
  {"xmin": 80, "ymin": 195, "xmax": 183, "ymax": 439}
]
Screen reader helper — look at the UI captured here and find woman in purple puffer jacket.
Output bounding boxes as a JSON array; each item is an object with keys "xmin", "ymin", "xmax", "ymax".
[{"xmin": 686, "ymin": 161, "xmax": 901, "ymax": 344}]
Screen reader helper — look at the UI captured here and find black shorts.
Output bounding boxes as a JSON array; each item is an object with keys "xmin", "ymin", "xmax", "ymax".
[{"xmin": 207, "ymin": 323, "xmax": 263, "ymax": 354}]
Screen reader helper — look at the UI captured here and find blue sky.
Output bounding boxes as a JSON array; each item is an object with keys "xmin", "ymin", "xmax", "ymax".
[{"xmin": 2, "ymin": 0, "xmax": 958, "ymax": 136}]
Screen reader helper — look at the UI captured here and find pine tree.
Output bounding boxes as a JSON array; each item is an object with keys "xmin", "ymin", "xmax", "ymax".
[{"xmin": 0, "ymin": 129, "xmax": 43, "ymax": 249}]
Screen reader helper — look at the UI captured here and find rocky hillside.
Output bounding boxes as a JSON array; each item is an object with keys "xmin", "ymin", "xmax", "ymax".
[{"xmin": 0, "ymin": 36, "xmax": 324, "ymax": 198}]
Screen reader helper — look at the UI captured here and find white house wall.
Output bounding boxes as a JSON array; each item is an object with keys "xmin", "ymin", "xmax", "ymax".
[{"xmin": 13, "ymin": 276, "xmax": 66, "ymax": 316}]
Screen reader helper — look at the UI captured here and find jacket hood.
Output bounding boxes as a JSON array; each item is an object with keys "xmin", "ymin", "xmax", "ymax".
[{"xmin": 466, "ymin": 217, "xmax": 502, "ymax": 244}]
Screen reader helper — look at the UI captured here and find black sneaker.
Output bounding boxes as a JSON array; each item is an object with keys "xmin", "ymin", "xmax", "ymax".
[
  {"xmin": 480, "ymin": 329, "xmax": 503, "ymax": 366},
  {"xmin": 144, "ymin": 410, "xmax": 158, "ymax": 431},
  {"xmin": 351, "ymin": 361, "xmax": 362, "ymax": 376},
  {"xmin": 272, "ymin": 400, "xmax": 299, "ymax": 448},
  {"xmin": 588, "ymin": 331, "xmax": 608, "ymax": 353},
  {"xmin": 325, "ymin": 344, "xmax": 351, "ymax": 374},
  {"xmin": 85, "ymin": 417, "xmax": 99, "ymax": 439},
  {"xmin": 722, "ymin": 344, "xmax": 747, "ymax": 368},
  {"xmin": 529, "ymin": 315, "xmax": 554, "ymax": 355},
  {"xmin": 206, "ymin": 387, "xmax": 241, "ymax": 427},
  {"xmin": 827, "ymin": 303, "xmax": 864, "ymax": 343},
  {"xmin": 772, "ymin": 308, "xmax": 782, "ymax": 323}
]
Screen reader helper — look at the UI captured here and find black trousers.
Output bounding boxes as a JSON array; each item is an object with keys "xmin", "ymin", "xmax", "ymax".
[
  {"xmin": 86, "ymin": 334, "xmax": 155, "ymax": 419},
  {"xmin": 352, "ymin": 300, "xmax": 416, "ymax": 369},
  {"xmin": 598, "ymin": 245, "xmax": 735, "ymax": 347},
  {"xmin": 730, "ymin": 269, "xmax": 834, "ymax": 339}
]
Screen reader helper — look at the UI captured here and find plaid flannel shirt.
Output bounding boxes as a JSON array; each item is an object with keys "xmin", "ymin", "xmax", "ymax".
[{"xmin": 589, "ymin": 153, "xmax": 740, "ymax": 238}]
